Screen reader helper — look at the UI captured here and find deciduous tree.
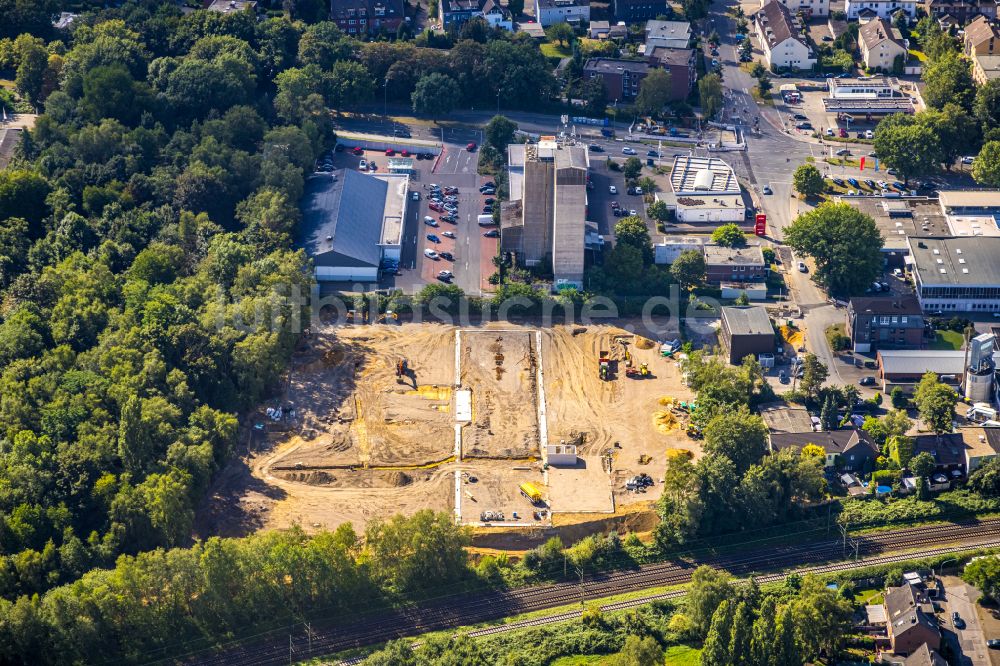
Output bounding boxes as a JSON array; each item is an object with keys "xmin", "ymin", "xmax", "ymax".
[{"xmin": 784, "ymin": 203, "xmax": 884, "ymax": 295}]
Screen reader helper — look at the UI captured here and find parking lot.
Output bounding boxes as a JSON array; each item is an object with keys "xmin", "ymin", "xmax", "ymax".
[
  {"xmin": 586, "ymin": 146, "xmax": 652, "ymax": 245},
  {"xmin": 330, "ymin": 140, "xmax": 495, "ymax": 295}
]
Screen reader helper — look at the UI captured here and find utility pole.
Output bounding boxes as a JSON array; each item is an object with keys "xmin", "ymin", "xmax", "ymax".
[
  {"xmin": 305, "ymin": 623, "xmax": 315, "ymax": 655},
  {"xmin": 288, "ymin": 635, "xmax": 294, "ymax": 665}
]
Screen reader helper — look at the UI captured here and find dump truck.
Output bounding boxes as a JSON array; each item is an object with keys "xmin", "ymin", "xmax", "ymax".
[
  {"xmin": 599, "ymin": 356, "xmax": 610, "ymax": 381},
  {"xmin": 519, "ymin": 482, "xmax": 542, "ymax": 503}
]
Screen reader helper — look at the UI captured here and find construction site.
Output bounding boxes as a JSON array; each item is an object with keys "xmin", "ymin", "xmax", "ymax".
[{"xmin": 204, "ymin": 323, "xmax": 698, "ymax": 539}]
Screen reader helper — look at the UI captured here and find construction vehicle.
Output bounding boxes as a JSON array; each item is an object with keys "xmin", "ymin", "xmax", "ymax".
[
  {"xmin": 686, "ymin": 424, "xmax": 703, "ymax": 439},
  {"xmin": 639, "ymin": 362, "xmax": 650, "ymax": 377},
  {"xmin": 519, "ymin": 482, "xmax": 542, "ymax": 504},
  {"xmin": 626, "ymin": 362, "xmax": 651, "ymax": 379},
  {"xmin": 599, "ymin": 356, "xmax": 610, "ymax": 381}
]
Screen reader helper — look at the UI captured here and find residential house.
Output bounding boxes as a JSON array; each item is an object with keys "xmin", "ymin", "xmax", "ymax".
[
  {"xmin": 646, "ymin": 47, "xmax": 698, "ymax": 99},
  {"xmin": 972, "ymin": 52, "xmax": 1000, "ymax": 83},
  {"xmin": 719, "ymin": 306, "xmax": 774, "ymax": 365},
  {"xmin": 589, "ymin": 20, "xmax": 627, "ymax": 38},
  {"xmin": 845, "ymin": 0, "xmax": 918, "ymax": 19},
  {"xmin": 534, "ymin": 0, "xmax": 590, "ymax": 26},
  {"xmin": 332, "ymin": 0, "xmax": 406, "ymax": 35},
  {"xmin": 643, "ymin": 19, "xmax": 692, "ymax": 50},
  {"xmin": 761, "ymin": 0, "xmax": 829, "ymax": 18},
  {"xmin": 481, "ymin": 0, "xmax": 514, "ymax": 29},
  {"xmin": 884, "ymin": 583, "xmax": 941, "ymax": 656},
  {"xmin": 769, "ymin": 429, "xmax": 879, "ymax": 472},
  {"xmin": 859, "ymin": 17, "xmax": 908, "ymax": 71},
  {"xmin": 961, "ymin": 426, "xmax": 1000, "ymax": 472},
  {"xmin": 911, "ymin": 431, "xmax": 970, "ymax": 485},
  {"xmin": 614, "ymin": 0, "xmax": 669, "ymax": 21},
  {"xmin": 704, "ymin": 244, "xmax": 768, "ymax": 284},
  {"xmin": 924, "ymin": 0, "xmax": 997, "ymax": 23},
  {"xmin": 440, "ymin": 0, "xmax": 484, "ymax": 28},
  {"xmin": 847, "ymin": 295, "xmax": 925, "ymax": 353},
  {"xmin": 754, "ymin": 0, "xmax": 817, "ymax": 69},
  {"xmin": 964, "ymin": 15, "xmax": 1000, "ymax": 55},
  {"xmin": 583, "ymin": 58, "xmax": 651, "ymax": 101}
]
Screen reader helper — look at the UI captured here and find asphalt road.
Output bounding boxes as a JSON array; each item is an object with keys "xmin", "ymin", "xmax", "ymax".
[{"xmin": 944, "ymin": 578, "xmax": 991, "ymax": 666}]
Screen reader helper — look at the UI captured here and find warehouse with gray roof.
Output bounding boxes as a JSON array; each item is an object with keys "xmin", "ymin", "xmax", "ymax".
[
  {"xmin": 298, "ymin": 169, "xmax": 407, "ymax": 282},
  {"xmin": 906, "ymin": 236, "xmax": 1000, "ymax": 313}
]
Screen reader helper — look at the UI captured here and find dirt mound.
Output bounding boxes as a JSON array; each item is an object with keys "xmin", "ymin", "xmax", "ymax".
[
  {"xmin": 387, "ymin": 471, "xmax": 412, "ymax": 487},
  {"xmin": 634, "ymin": 337, "xmax": 655, "ymax": 350},
  {"xmin": 653, "ymin": 410, "xmax": 679, "ymax": 432},
  {"xmin": 276, "ymin": 470, "xmax": 336, "ymax": 485}
]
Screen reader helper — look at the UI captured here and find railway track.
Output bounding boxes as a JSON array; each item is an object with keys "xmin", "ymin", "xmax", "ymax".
[{"xmin": 170, "ymin": 518, "xmax": 1000, "ymax": 666}]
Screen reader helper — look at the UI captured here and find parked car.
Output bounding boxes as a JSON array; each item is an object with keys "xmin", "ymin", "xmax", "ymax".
[
  {"xmin": 437, "ymin": 270, "xmax": 454, "ymax": 280},
  {"xmin": 423, "ymin": 249, "xmax": 439, "ymax": 259},
  {"xmin": 442, "ymin": 230, "xmax": 456, "ymax": 239},
  {"xmin": 466, "ymin": 142, "xmax": 477, "ymax": 151},
  {"xmin": 484, "ymin": 198, "xmax": 495, "ymax": 205},
  {"xmin": 832, "ymin": 178, "xmax": 845, "ymax": 186},
  {"xmin": 483, "ymin": 229, "xmax": 500, "ymax": 237},
  {"xmin": 864, "ymin": 179, "xmax": 876, "ymax": 188},
  {"xmin": 635, "ymin": 186, "xmax": 643, "ymax": 195},
  {"xmin": 609, "ymin": 185, "xmax": 618, "ymax": 194},
  {"xmin": 429, "ymin": 202, "xmax": 443, "ymax": 212},
  {"xmin": 411, "ymin": 191, "xmax": 420, "ymax": 201},
  {"xmin": 426, "ymin": 233, "xmax": 440, "ymax": 243},
  {"xmin": 779, "ymin": 370, "xmax": 789, "ymax": 383},
  {"xmin": 953, "ymin": 612, "xmax": 965, "ymax": 629},
  {"xmin": 646, "ymin": 149, "xmax": 660, "ymax": 158},
  {"xmin": 351, "ymin": 147, "xmax": 363, "ymax": 155},
  {"xmin": 859, "ymin": 377, "xmax": 876, "ymax": 386},
  {"xmin": 439, "ymin": 251, "xmax": 454, "ymax": 261},
  {"xmin": 359, "ymin": 159, "xmax": 367, "ymax": 169},
  {"xmin": 762, "ymin": 185, "xmax": 773, "ymax": 195},
  {"xmin": 385, "ymin": 148, "xmax": 395, "ymax": 156},
  {"xmin": 793, "ymin": 114, "xmax": 808, "ymax": 121},
  {"xmin": 423, "ymin": 216, "xmax": 438, "ymax": 227},
  {"xmin": 797, "ymin": 261, "xmax": 807, "ymax": 272},
  {"xmin": 835, "ymin": 148, "xmax": 851, "ymax": 156},
  {"xmin": 848, "ymin": 178, "xmax": 860, "ymax": 188},
  {"xmin": 589, "ymin": 144, "xmax": 603, "ymax": 152}
]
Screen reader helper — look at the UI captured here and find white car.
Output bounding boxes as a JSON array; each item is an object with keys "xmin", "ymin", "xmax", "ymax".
[
  {"xmin": 609, "ymin": 185, "xmax": 618, "ymax": 194},
  {"xmin": 629, "ymin": 209, "xmax": 637, "ymax": 216},
  {"xmin": 423, "ymin": 216, "xmax": 438, "ymax": 226},
  {"xmin": 423, "ymin": 249, "xmax": 439, "ymax": 259},
  {"xmin": 622, "ymin": 147, "xmax": 637, "ymax": 155},
  {"xmin": 411, "ymin": 191, "xmax": 420, "ymax": 201},
  {"xmin": 635, "ymin": 186, "xmax": 643, "ymax": 195},
  {"xmin": 962, "ymin": 156, "xmax": 975, "ymax": 165},
  {"xmin": 442, "ymin": 230, "xmax": 456, "ymax": 238},
  {"xmin": 359, "ymin": 159, "xmax": 367, "ymax": 170},
  {"xmin": 797, "ymin": 261, "xmax": 807, "ymax": 273},
  {"xmin": 438, "ymin": 270, "xmax": 454, "ymax": 279}
]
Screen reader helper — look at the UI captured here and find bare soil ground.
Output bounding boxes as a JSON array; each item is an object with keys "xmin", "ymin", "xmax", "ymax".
[
  {"xmin": 460, "ymin": 330, "xmax": 540, "ymax": 459},
  {"xmin": 540, "ymin": 326, "xmax": 698, "ymax": 511},
  {"xmin": 196, "ymin": 322, "xmax": 696, "ymax": 540},
  {"xmin": 456, "ymin": 460, "xmax": 547, "ymax": 525}
]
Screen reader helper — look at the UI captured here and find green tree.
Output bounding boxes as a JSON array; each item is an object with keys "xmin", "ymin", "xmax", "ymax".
[
  {"xmin": 973, "ymin": 141, "xmax": 1000, "ymax": 187},
  {"xmin": 964, "ymin": 556, "xmax": 1000, "ymax": 602},
  {"xmin": 911, "ymin": 451, "xmax": 936, "ymax": 478},
  {"xmin": 365, "ymin": 510, "xmax": 471, "ymax": 594},
  {"xmin": 792, "ymin": 163, "xmax": 825, "ymax": 198},
  {"xmin": 623, "ymin": 157, "xmax": 643, "ymax": 180},
  {"xmin": 687, "ymin": 566, "xmax": 734, "ymax": 636},
  {"xmin": 922, "ymin": 51, "xmax": 974, "ymax": 111},
  {"xmin": 411, "ymin": 73, "xmax": 461, "ymax": 118},
  {"xmin": 970, "ymin": 457, "xmax": 1000, "ymax": 497},
  {"xmin": 749, "ymin": 61, "xmax": 767, "ymax": 78},
  {"xmin": 773, "ymin": 605, "xmax": 801, "ymax": 666},
  {"xmin": 700, "ymin": 600, "xmax": 735, "ymax": 666},
  {"xmin": 614, "ymin": 216, "xmax": 653, "ymax": 263},
  {"xmin": 729, "ymin": 601, "xmax": 753, "ymax": 664},
  {"xmin": 579, "ymin": 75, "xmax": 608, "ymax": 116},
  {"xmin": 756, "ymin": 75, "xmax": 772, "ymax": 97},
  {"xmin": 820, "ymin": 394, "xmax": 836, "ymax": 430},
  {"xmin": 484, "ymin": 115, "xmax": 518, "ymax": 150},
  {"xmin": 791, "ymin": 575, "xmax": 853, "ymax": 658},
  {"xmin": 913, "ymin": 372, "xmax": 956, "ymax": 435},
  {"xmin": 647, "ymin": 199, "xmax": 669, "ymax": 221},
  {"xmin": 918, "ymin": 104, "xmax": 980, "ymax": 169},
  {"xmin": 13, "ymin": 35, "xmax": 48, "ymax": 104},
  {"xmin": 703, "ymin": 406, "xmax": 768, "ymax": 473},
  {"xmin": 873, "ymin": 115, "xmax": 943, "ymax": 183},
  {"xmin": 891, "ymin": 386, "xmax": 908, "ymax": 409},
  {"xmin": 798, "ymin": 354, "xmax": 828, "ymax": 400},
  {"xmin": 611, "ymin": 635, "xmax": 662, "ymax": 666},
  {"xmin": 711, "ymin": 223, "xmax": 746, "ymax": 247},
  {"xmin": 973, "ymin": 79, "xmax": 1000, "ymax": 131},
  {"xmin": 750, "ymin": 597, "xmax": 776, "ymax": 665},
  {"xmin": 784, "ymin": 203, "xmax": 884, "ymax": 295},
  {"xmin": 699, "ymin": 73, "xmax": 723, "ymax": 118},
  {"xmin": 635, "ymin": 69, "xmax": 672, "ymax": 116},
  {"xmin": 670, "ymin": 249, "xmax": 705, "ymax": 290},
  {"xmin": 546, "ymin": 22, "xmax": 575, "ymax": 47}
]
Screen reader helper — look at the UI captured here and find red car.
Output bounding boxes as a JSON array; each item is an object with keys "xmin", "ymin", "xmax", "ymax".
[
  {"xmin": 400, "ymin": 150, "xmax": 410, "ymax": 157},
  {"xmin": 467, "ymin": 142, "xmax": 477, "ymax": 152},
  {"xmin": 385, "ymin": 148, "xmax": 395, "ymax": 156},
  {"xmin": 429, "ymin": 202, "xmax": 443, "ymax": 212},
  {"xmin": 351, "ymin": 147, "xmax": 363, "ymax": 155}
]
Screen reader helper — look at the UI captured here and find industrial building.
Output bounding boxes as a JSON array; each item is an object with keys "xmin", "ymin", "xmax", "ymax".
[
  {"xmin": 719, "ymin": 305, "xmax": 774, "ymax": 365},
  {"xmin": 297, "ymin": 169, "xmax": 407, "ymax": 282},
  {"xmin": 907, "ymin": 235, "xmax": 1000, "ymax": 313},
  {"xmin": 876, "ymin": 336, "xmax": 998, "ymax": 402},
  {"xmin": 939, "ymin": 190, "xmax": 1000, "ymax": 236},
  {"xmin": 503, "ymin": 139, "xmax": 589, "ymax": 289},
  {"xmin": 655, "ymin": 155, "xmax": 745, "ymax": 223}
]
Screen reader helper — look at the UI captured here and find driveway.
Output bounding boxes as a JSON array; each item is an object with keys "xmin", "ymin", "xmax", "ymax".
[{"xmin": 943, "ymin": 577, "xmax": 991, "ymax": 666}]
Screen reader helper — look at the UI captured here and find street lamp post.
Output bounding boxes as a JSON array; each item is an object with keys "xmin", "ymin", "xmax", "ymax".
[
  {"xmin": 933, "ymin": 558, "xmax": 958, "ymax": 582},
  {"xmin": 383, "ymin": 77, "xmax": 389, "ymax": 126}
]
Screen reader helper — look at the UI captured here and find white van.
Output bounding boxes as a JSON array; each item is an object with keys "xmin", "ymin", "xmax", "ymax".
[{"xmin": 477, "ymin": 214, "xmax": 495, "ymax": 226}]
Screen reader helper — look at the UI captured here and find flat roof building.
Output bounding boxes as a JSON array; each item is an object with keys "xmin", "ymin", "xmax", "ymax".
[
  {"xmin": 719, "ymin": 305, "xmax": 774, "ymax": 365},
  {"xmin": 704, "ymin": 244, "xmax": 767, "ymax": 284},
  {"xmin": 643, "ymin": 20, "xmax": 692, "ymax": 50},
  {"xmin": 503, "ymin": 139, "xmax": 589, "ymax": 288},
  {"xmin": 907, "ymin": 235, "xmax": 1000, "ymax": 313},
  {"xmin": 297, "ymin": 170, "xmax": 407, "ymax": 282},
  {"xmin": 657, "ymin": 155, "xmax": 745, "ymax": 223}
]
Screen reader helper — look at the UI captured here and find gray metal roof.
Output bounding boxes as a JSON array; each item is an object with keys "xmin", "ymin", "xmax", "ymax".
[
  {"xmin": 878, "ymin": 350, "xmax": 966, "ymax": 376},
  {"xmin": 721, "ymin": 305, "xmax": 772, "ymax": 336},
  {"xmin": 298, "ymin": 169, "xmax": 386, "ymax": 269},
  {"xmin": 908, "ymin": 236, "xmax": 1000, "ymax": 286}
]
